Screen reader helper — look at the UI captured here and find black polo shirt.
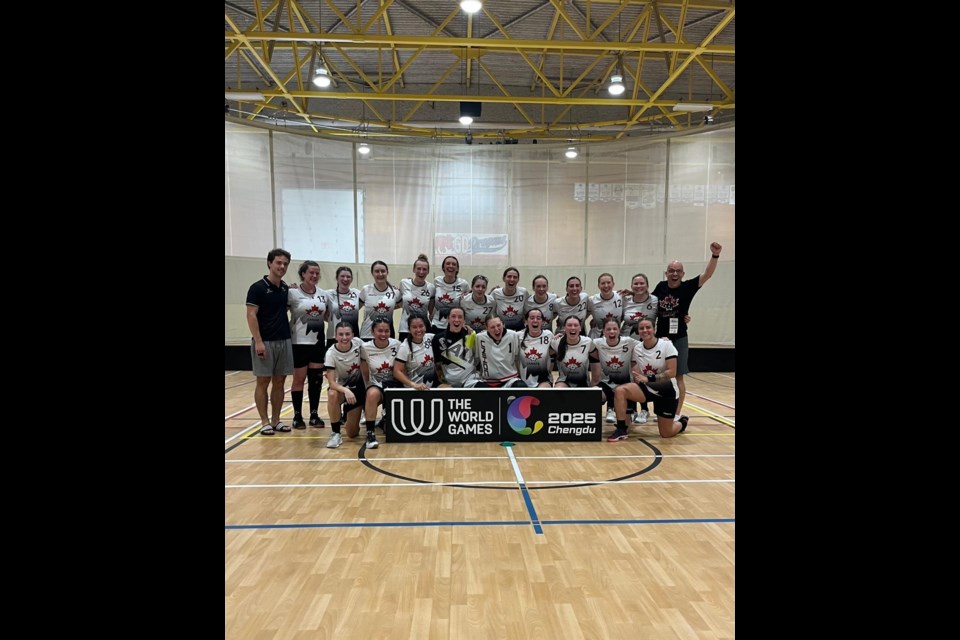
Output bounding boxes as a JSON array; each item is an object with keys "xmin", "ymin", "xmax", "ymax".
[{"xmin": 246, "ymin": 276, "xmax": 291, "ymax": 341}]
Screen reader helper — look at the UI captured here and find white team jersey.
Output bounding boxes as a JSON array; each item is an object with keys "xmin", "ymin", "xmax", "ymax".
[
  {"xmin": 434, "ymin": 330, "xmax": 481, "ymax": 387},
  {"xmin": 432, "ymin": 276, "xmax": 468, "ymax": 329},
  {"xmin": 325, "ymin": 287, "xmax": 361, "ymax": 338},
  {"xmin": 288, "ymin": 285, "xmax": 329, "ymax": 344},
  {"xmin": 398, "ymin": 278, "xmax": 435, "ymax": 332},
  {"xmin": 519, "ymin": 329, "xmax": 554, "ymax": 386},
  {"xmin": 523, "ymin": 293, "xmax": 558, "ymax": 330},
  {"xmin": 395, "ymin": 334, "xmax": 437, "ymax": 384},
  {"xmin": 555, "ymin": 293, "xmax": 589, "ymax": 329},
  {"xmin": 361, "ymin": 338, "xmax": 401, "ymax": 387},
  {"xmin": 587, "ymin": 292, "xmax": 623, "ymax": 338},
  {"xmin": 621, "ymin": 294, "xmax": 659, "ymax": 337},
  {"xmin": 324, "ymin": 337, "xmax": 365, "ymax": 386},
  {"xmin": 475, "ymin": 329, "xmax": 523, "ymax": 383},
  {"xmin": 592, "ymin": 336, "xmax": 638, "ymax": 387},
  {"xmin": 460, "ymin": 293, "xmax": 494, "ymax": 333},
  {"xmin": 359, "ymin": 283, "xmax": 400, "ymax": 339},
  {"xmin": 632, "ymin": 338, "xmax": 680, "ymax": 397},
  {"xmin": 550, "ymin": 334, "xmax": 596, "ymax": 386},
  {"xmin": 492, "ymin": 286, "xmax": 529, "ymax": 331}
]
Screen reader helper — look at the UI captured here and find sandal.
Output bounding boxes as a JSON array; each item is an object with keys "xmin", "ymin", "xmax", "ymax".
[
  {"xmin": 259, "ymin": 425, "xmax": 275, "ymax": 436},
  {"xmin": 274, "ymin": 421, "xmax": 291, "ymax": 432}
]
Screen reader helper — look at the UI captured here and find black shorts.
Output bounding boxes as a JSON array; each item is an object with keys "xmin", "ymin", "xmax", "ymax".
[{"xmin": 293, "ymin": 342, "xmax": 326, "ymax": 369}]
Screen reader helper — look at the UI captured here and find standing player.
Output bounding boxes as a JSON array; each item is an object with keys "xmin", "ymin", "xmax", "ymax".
[
  {"xmin": 287, "ymin": 260, "xmax": 330, "ymax": 429},
  {"xmin": 359, "ymin": 260, "xmax": 400, "ymax": 339},
  {"xmin": 326, "ymin": 266, "xmax": 362, "ymax": 353},
  {"xmin": 398, "ymin": 254, "xmax": 436, "ymax": 342},
  {"xmin": 490, "ymin": 267, "xmax": 528, "ymax": 331},
  {"xmin": 523, "ymin": 275, "xmax": 558, "ymax": 332},
  {"xmin": 554, "ymin": 276, "xmax": 589, "ymax": 333},
  {"xmin": 586, "ymin": 273, "xmax": 623, "ymax": 338},
  {"xmin": 431, "ymin": 255, "xmax": 468, "ymax": 334},
  {"xmin": 460, "ymin": 275, "xmax": 493, "ymax": 333}
]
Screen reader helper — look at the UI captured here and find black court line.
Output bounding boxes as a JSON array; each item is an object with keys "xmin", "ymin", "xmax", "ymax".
[{"xmin": 358, "ymin": 438, "xmax": 663, "ymax": 490}]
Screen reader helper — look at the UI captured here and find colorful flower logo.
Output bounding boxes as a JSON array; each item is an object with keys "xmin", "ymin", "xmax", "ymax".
[{"xmin": 506, "ymin": 396, "xmax": 543, "ymax": 435}]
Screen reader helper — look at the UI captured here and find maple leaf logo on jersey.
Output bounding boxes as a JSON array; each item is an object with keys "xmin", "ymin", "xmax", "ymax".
[
  {"xmin": 641, "ymin": 363, "xmax": 656, "ymax": 376},
  {"xmin": 377, "ymin": 361, "xmax": 391, "ymax": 374},
  {"xmin": 604, "ymin": 312, "xmax": 616, "ymax": 321},
  {"xmin": 629, "ymin": 311, "xmax": 644, "ymax": 322},
  {"xmin": 504, "ymin": 305, "xmax": 519, "ymax": 318},
  {"xmin": 307, "ymin": 304, "xmax": 322, "ymax": 318},
  {"xmin": 524, "ymin": 347, "xmax": 543, "ymax": 361},
  {"xmin": 607, "ymin": 356, "xmax": 624, "ymax": 371},
  {"xmin": 409, "ymin": 297, "xmax": 424, "ymax": 309},
  {"xmin": 348, "ymin": 363, "xmax": 361, "ymax": 375},
  {"xmin": 564, "ymin": 357, "xmax": 580, "ymax": 370},
  {"xmin": 660, "ymin": 295, "xmax": 679, "ymax": 314},
  {"xmin": 422, "ymin": 354, "xmax": 433, "ymax": 366},
  {"xmin": 340, "ymin": 301, "xmax": 356, "ymax": 312},
  {"xmin": 374, "ymin": 302, "xmax": 390, "ymax": 314},
  {"xmin": 438, "ymin": 293, "xmax": 453, "ymax": 304}
]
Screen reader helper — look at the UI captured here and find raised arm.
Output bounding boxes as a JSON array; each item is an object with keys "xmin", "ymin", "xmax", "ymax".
[{"xmin": 698, "ymin": 241, "xmax": 723, "ymax": 288}]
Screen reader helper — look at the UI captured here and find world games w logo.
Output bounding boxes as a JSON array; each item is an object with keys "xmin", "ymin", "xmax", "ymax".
[{"xmin": 390, "ymin": 397, "xmax": 444, "ymax": 436}]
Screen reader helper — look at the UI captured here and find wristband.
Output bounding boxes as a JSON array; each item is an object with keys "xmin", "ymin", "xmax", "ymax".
[{"xmin": 711, "ymin": 254, "xmax": 720, "ymax": 259}]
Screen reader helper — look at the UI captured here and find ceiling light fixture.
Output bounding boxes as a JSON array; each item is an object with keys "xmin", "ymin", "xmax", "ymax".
[
  {"xmin": 608, "ymin": 70, "xmax": 625, "ymax": 96},
  {"xmin": 460, "ymin": 0, "xmax": 482, "ymax": 14},
  {"xmin": 565, "ymin": 146, "xmax": 579, "ymax": 159},
  {"xmin": 313, "ymin": 66, "xmax": 331, "ymax": 88},
  {"xmin": 459, "ymin": 115, "xmax": 473, "ymax": 126},
  {"xmin": 224, "ymin": 92, "xmax": 265, "ymax": 101},
  {"xmin": 673, "ymin": 102, "xmax": 713, "ymax": 112},
  {"xmin": 358, "ymin": 142, "xmax": 371, "ymax": 155}
]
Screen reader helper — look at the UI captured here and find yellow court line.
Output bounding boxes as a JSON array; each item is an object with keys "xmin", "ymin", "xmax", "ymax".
[{"xmin": 684, "ymin": 401, "xmax": 735, "ymax": 427}]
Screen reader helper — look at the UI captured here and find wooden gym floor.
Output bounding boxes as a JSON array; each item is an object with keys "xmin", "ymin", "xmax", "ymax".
[{"xmin": 225, "ymin": 371, "xmax": 735, "ymax": 639}]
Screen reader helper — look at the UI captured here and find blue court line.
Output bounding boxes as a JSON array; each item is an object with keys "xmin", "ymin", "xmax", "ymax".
[
  {"xmin": 519, "ymin": 485, "xmax": 544, "ymax": 534},
  {"xmin": 225, "ymin": 517, "xmax": 733, "ymax": 531}
]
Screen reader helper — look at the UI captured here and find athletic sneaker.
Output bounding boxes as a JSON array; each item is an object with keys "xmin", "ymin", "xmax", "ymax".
[
  {"xmin": 607, "ymin": 428, "xmax": 629, "ymax": 442},
  {"xmin": 677, "ymin": 415, "xmax": 689, "ymax": 433},
  {"xmin": 605, "ymin": 408, "xmax": 616, "ymax": 424},
  {"xmin": 326, "ymin": 432, "xmax": 343, "ymax": 448},
  {"xmin": 292, "ymin": 415, "xmax": 307, "ymax": 429},
  {"xmin": 366, "ymin": 432, "xmax": 379, "ymax": 449},
  {"xmin": 634, "ymin": 410, "xmax": 649, "ymax": 425},
  {"xmin": 309, "ymin": 412, "xmax": 325, "ymax": 428}
]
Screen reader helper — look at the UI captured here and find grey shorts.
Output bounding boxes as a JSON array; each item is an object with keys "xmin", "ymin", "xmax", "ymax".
[
  {"xmin": 673, "ymin": 335, "xmax": 690, "ymax": 376},
  {"xmin": 251, "ymin": 338, "xmax": 294, "ymax": 377}
]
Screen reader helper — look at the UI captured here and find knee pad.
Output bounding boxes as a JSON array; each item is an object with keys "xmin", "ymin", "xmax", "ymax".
[{"xmin": 307, "ymin": 368, "xmax": 324, "ymax": 388}]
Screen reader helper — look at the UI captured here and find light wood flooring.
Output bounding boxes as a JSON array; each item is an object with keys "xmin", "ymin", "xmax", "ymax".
[{"xmin": 225, "ymin": 371, "xmax": 735, "ymax": 639}]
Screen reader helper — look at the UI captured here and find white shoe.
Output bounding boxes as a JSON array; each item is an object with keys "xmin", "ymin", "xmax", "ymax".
[
  {"xmin": 634, "ymin": 410, "xmax": 649, "ymax": 425},
  {"xmin": 326, "ymin": 432, "xmax": 343, "ymax": 448},
  {"xmin": 605, "ymin": 408, "xmax": 616, "ymax": 424},
  {"xmin": 366, "ymin": 433, "xmax": 379, "ymax": 449}
]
